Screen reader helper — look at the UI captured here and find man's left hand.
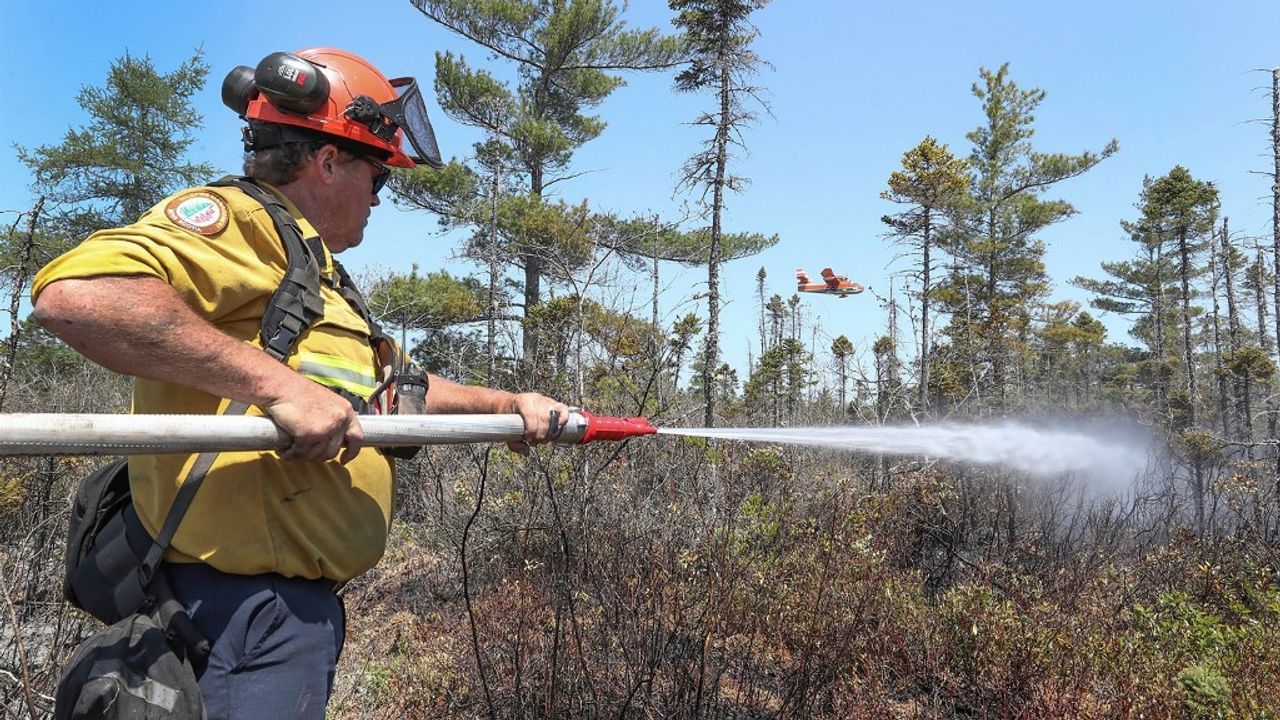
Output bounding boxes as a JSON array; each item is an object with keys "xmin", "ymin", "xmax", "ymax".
[{"xmin": 508, "ymin": 392, "xmax": 570, "ymax": 453}]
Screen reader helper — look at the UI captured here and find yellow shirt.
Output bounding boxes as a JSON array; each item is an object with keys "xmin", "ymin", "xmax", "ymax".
[{"xmin": 32, "ymin": 182, "xmax": 394, "ymax": 582}]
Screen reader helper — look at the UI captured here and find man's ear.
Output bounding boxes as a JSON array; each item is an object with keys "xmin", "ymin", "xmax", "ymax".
[{"xmin": 313, "ymin": 143, "xmax": 343, "ymax": 186}]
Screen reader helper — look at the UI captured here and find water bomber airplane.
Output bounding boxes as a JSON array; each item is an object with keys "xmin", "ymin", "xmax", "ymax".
[{"xmin": 795, "ymin": 268, "xmax": 865, "ymax": 298}]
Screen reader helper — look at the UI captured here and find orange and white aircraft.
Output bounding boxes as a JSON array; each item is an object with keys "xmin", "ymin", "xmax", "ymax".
[{"xmin": 796, "ymin": 268, "xmax": 865, "ymax": 298}]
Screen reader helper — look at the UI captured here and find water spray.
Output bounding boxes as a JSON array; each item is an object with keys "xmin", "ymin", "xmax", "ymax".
[{"xmin": 658, "ymin": 422, "xmax": 1152, "ymax": 489}]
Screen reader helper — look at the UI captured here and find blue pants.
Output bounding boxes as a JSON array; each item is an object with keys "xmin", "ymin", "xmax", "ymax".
[{"xmin": 165, "ymin": 563, "xmax": 345, "ymax": 720}]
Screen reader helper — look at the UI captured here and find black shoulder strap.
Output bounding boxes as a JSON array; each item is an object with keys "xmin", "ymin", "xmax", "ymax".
[
  {"xmin": 209, "ymin": 176, "xmax": 327, "ymax": 361},
  {"xmin": 137, "ymin": 399, "xmax": 250, "ymax": 592}
]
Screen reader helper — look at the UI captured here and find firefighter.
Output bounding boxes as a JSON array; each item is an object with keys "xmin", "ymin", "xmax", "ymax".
[{"xmin": 33, "ymin": 48, "xmax": 568, "ymax": 719}]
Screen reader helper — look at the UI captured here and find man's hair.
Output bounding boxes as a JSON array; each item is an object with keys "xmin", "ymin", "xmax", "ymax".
[
  {"xmin": 243, "ymin": 140, "xmax": 328, "ymax": 186},
  {"xmin": 244, "ymin": 139, "xmax": 378, "ymax": 187}
]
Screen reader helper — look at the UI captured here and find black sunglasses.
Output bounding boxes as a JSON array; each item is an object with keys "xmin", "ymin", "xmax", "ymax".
[{"xmin": 349, "ymin": 153, "xmax": 391, "ymax": 196}]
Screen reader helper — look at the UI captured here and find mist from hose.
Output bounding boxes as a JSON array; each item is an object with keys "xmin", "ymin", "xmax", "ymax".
[{"xmin": 658, "ymin": 422, "xmax": 1154, "ymax": 493}]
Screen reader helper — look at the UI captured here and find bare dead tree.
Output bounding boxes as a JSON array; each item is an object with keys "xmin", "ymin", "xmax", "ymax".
[
  {"xmin": 0, "ymin": 198, "xmax": 45, "ymax": 410},
  {"xmin": 1271, "ymin": 68, "xmax": 1280, "ymax": 360},
  {"xmin": 1268, "ymin": 68, "xmax": 1280, "ymax": 476},
  {"xmin": 1210, "ymin": 221, "xmax": 1229, "ymax": 438}
]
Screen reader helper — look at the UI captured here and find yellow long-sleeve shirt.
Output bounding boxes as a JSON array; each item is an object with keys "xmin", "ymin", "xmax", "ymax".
[{"xmin": 32, "ymin": 182, "xmax": 394, "ymax": 582}]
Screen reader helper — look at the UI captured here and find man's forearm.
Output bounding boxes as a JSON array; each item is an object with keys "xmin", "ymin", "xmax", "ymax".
[
  {"xmin": 35, "ymin": 275, "xmax": 368, "ymax": 461},
  {"xmin": 424, "ymin": 373, "xmax": 517, "ymax": 414},
  {"xmin": 34, "ymin": 276, "xmax": 307, "ymax": 407},
  {"xmin": 423, "ymin": 373, "xmax": 569, "ymax": 447}
]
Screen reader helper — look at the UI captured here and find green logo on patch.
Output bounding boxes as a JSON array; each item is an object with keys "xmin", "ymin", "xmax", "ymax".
[{"xmin": 179, "ymin": 199, "xmax": 215, "ymax": 221}]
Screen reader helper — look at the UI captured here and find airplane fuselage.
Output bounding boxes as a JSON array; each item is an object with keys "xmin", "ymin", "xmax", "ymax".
[{"xmin": 796, "ymin": 267, "xmax": 864, "ymax": 297}]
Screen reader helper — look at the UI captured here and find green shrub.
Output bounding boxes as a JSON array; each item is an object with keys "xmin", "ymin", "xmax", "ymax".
[{"xmin": 1178, "ymin": 664, "xmax": 1230, "ymax": 719}]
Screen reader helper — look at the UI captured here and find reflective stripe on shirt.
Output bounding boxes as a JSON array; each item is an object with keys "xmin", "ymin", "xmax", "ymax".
[{"xmin": 297, "ymin": 351, "xmax": 378, "ymax": 397}]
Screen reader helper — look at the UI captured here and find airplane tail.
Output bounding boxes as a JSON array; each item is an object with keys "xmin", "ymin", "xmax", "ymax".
[{"xmin": 795, "ymin": 268, "xmax": 810, "ymax": 284}]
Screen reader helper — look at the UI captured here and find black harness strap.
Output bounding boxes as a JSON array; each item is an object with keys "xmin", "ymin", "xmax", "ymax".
[
  {"xmin": 209, "ymin": 176, "xmax": 392, "ymax": 363},
  {"xmin": 209, "ymin": 176, "xmax": 329, "ymax": 361}
]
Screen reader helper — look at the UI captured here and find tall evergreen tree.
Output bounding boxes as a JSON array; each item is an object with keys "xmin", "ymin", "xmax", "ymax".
[
  {"xmin": 407, "ymin": 0, "xmax": 684, "ymax": 361},
  {"xmin": 830, "ymin": 335, "xmax": 853, "ymax": 413},
  {"xmin": 764, "ymin": 293, "xmax": 785, "ymax": 350},
  {"xmin": 756, "ymin": 266, "xmax": 768, "ymax": 357},
  {"xmin": 16, "ymin": 50, "xmax": 214, "ymax": 242},
  {"xmin": 669, "ymin": 312, "xmax": 703, "ymax": 390},
  {"xmin": 938, "ymin": 64, "xmax": 1117, "ymax": 412},
  {"xmin": 10, "ymin": 50, "xmax": 212, "ymax": 407},
  {"xmin": 1217, "ymin": 218, "xmax": 1244, "ymax": 439},
  {"xmin": 1073, "ymin": 177, "xmax": 1183, "ymax": 415},
  {"xmin": 1140, "ymin": 166, "xmax": 1218, "ymax": 532},
  {"xmin": 670, "ymin": 0, "xmax": 772, "ymax": 427},
  {"xmin": 881, "ymin": 136, "xmax": 969, "ymax": 413},
  {"xmin": 1144, "ymin": 166, "xmax": 1218, "ymax": 430}
]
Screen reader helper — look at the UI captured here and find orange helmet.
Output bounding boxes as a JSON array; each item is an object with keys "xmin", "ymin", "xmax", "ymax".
[{"xmin": 221, "ymin": 48, "xmax": 442, "ymax": 169}]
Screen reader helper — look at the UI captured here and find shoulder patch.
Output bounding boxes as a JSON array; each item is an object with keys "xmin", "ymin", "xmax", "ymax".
[{"xmin": 164, "ymin": 191, "xmax": 230, "ymax": 236}]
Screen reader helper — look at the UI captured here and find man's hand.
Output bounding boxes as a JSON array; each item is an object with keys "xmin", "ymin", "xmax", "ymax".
[
  {"xmin": 507, "ymin": 392, "xmax": 571, "ymax": 454},
  {"xmin": 264, "ymin": 377, "xmax": 365, "ymax": 463}
]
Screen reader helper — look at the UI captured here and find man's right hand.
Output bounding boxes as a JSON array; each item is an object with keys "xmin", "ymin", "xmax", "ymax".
[{"xmin": 263, "ymin": 377, "xmax": 365, "ymax": 464}]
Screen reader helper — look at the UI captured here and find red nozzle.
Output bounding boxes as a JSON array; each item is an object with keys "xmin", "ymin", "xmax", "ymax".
[{"xmin": 575, "ymin": 411, "xmax": 658, "ymax": 444}]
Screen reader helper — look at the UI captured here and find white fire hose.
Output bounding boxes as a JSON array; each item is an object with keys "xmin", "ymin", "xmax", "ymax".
[{"xmin": 0, "ymin": 411, "xmax": 658, "ymax": 456}]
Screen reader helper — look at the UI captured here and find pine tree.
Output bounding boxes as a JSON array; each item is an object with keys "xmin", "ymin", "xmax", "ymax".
[
  {"xmin": 670, "ymin": 0, "xmax": 772, "ymax": 427},
  {"xmin": 10, "ymin": 49, "xmax": 212, "ymax": 406},
  {"xmin": 1073, "ymin": 177, "xmax": 1184, "ymax": 415},
  {"xmin": 1144, "ymin": 166, "xmax": 1218, "ymax": 429},
  {"xmin": 17, "ymin": 50, "xmax": 214, "ymax": 241},
  {"xmin": 1141, "ymin": 166, "xmax": 1218, "ymax": 532},
  {"xmin": 830, "ymin": 335, "xmax": 854, "ymax": 414},
  {"xmin": 764, "ymin": 293, "xmax": 785, "ymax": 350},
  {"xmin": 881, "ymin": 136, "xmax": 969, "ymax": 413},
  {"xmin": 756, "ymin": 266, "xmax": 767, "ymax": 357},
  {"xmin": 669, "ymin": 313, "xmax": 703, "ymax": 389},
  {"xmin": 408, "ymin": 0, "xmax": 684, "ymax": 360},
  {"xmin": 939, "ymin": 64, "xmax": 1117, "ymax": 413}
]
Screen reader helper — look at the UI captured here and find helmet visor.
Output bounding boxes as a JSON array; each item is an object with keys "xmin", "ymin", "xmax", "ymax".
[{"xmin": 386, "ymin": 78, "xmax": 443, "ymax": 168}]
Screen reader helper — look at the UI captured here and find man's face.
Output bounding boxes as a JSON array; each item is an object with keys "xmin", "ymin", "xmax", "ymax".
[{"xmin": 322, "ymin": 150, "xmax": 388, "ymax": 253}]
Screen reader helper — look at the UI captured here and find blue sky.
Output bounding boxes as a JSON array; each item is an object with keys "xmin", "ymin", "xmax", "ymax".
[{"xmin": 2, "ymin": 1, "xmax": 1279, "ymax": 378}]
